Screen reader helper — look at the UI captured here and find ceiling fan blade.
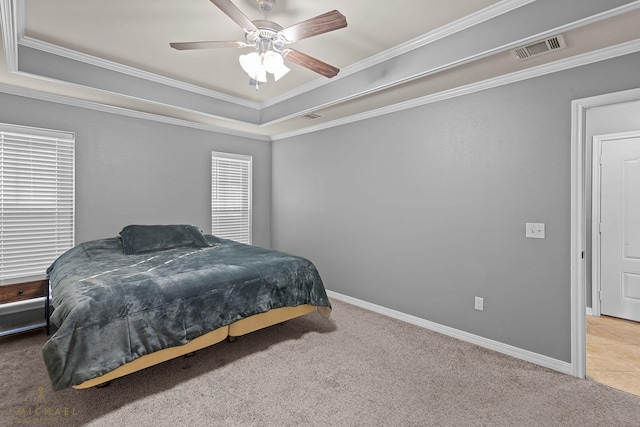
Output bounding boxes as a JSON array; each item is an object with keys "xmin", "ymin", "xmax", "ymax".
[
  {"xmin": 210, "ymin": 0, "xmax": 258, "ymax": 32},
  {"xmin": 279, "ymin": 10, "xmax": 347, "ymax": 42},
  {"xmin": 170, "ymin": 40, "xmax": 247, "ymax": 50},
  {"xmin": 283, "ymin": 49, "xmax": 339, "ymax": 78}
]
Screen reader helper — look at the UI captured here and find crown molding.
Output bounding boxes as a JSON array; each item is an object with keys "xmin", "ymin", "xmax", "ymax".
[
  {"xmin": 17, "ymin": 36, "xmax": 262, "ymax": 111},
  {"xmin": 7, "ymin": 0, "xmax": 534, "ymax": 113},
  {"xmin": 260, "ymin": 0, "xmax": 536, "ymax": 109},
  {"xmin": 0, "ymin": 79, "xmax": 270, "ymax": 141},
  {"xmin": 271, "ymin": 39, "xmax": 640, "ymax": 141},
  {"xmin": 3, "ymin": 38, "xmax": 638, "ymax": 144},
  {"xmin": 263, "ymin": 0, "xmax": 640, "ymax": 129},
  {"xmin": 5, "ymin": 0, "xmax": 261, "ymax": 112},
  {"xmin": 3, "ymin": 0, "xmax": 640, "ymax": 141}
]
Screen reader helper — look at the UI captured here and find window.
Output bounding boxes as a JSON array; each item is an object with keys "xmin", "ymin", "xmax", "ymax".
[
  {"xmin": 0, "ymin": 123, "xmax": 75, "ymax": 282},
  {"xmin": 211, "ymin": 151, "xmax": 252, "ymax": 244}
]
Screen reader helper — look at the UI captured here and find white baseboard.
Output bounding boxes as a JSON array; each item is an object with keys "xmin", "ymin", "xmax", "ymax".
[{"xmin": 326, "ymin": 290, "xmax": 574, "ymax": 376}]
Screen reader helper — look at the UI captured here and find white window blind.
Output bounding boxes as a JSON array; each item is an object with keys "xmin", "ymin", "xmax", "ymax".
[
  {"xmin": 211, "ymin": 151, "xmax": 252, "ymax": 244},
  {"xmin": 0, "ymin": 123, "xmax": 75, "ymax": 282}
]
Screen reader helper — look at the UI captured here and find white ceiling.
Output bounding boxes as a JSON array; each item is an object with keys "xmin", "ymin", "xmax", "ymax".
[
  {"xmin": 21, "ymin": 0, "xmax": 500, "ymax": 103},
  {"xmin": 2, "ymin": 0, "xmax": 640, "ymax": 140}
]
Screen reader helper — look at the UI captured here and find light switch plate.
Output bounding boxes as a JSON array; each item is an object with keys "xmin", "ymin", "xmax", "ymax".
[{"xmin": 526, "ymin": 222, "xmax": 545, "ymax": 239}]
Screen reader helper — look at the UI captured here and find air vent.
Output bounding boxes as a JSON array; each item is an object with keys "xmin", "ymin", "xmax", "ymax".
[
  {"xmin": 300, "ymin": 112, "xmax": 323, "ymax": 120},
  {"xmin": 510, "ymin": 34, "xmax": 566, "ymax": 61}
]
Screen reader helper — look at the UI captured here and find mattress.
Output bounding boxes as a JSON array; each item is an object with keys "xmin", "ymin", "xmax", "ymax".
[{"xmin": 43, "ymin": 234, "xmax": 330, "ymax": 390}]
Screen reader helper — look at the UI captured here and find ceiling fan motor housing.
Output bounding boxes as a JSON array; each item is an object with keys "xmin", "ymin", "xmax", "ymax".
[{"xmin": 246, "ymin": 20, "xmax": 286, "ymax": 50}]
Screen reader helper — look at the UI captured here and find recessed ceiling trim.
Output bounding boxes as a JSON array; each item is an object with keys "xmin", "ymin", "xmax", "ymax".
[
  {"xmin": 264, "ymin": 22, "xmax": 561, "ymax": 130},
  {"xmin": 271, "ymin": 39, "xmax": 640, "ymax": 141},
  {"xmin": 8, "ymin": 0, "xmax": 639, "ymax": 128},
  {"xmin": 260, "ymin": 0, "xmax": 640, "ymax": 125},
  {"xmin": 260, "ymin": 0, "xmax": 536, "ymax": 109},
  {"xmin": 10, "ymin": 0, "xmax": 534, "ymax": 113},
  {"xmin": 0, "ymin": 79, "xmax": 271, "ymax": 141},
  {"xmin": 2, "ymin": 39, "xmax": 638, "ymax": 143},
  {"xmin": 4, "ymin": 0, "xmax": 640, "ymax": 140},
  {"xmin": 17, "ymin": 36, "xmax": 262, "ymax": 111},
  {"xmin": 15, "ymin": 0, "xmax": 533, "ymax": 114}
]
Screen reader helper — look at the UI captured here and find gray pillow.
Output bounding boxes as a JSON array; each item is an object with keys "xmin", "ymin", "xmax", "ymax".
[{"xmin": 119, "ymin": 224, "xmax": 212, "ymax": 255}]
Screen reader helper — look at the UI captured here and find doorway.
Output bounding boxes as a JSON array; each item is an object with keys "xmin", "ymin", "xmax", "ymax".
[
  {"xmin": 587, "ymin": 130, "xmax": 640, "ymax": 396},
  {"xmin": 570, "ymin": 88, "xmax": 640, "ymax": 380},
  {"xmin": 591, "ymin": 131, "xmax": 640, "ymax": 321}
]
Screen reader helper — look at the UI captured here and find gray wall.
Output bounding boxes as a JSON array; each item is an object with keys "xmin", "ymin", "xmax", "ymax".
[
  {"xmin": 272, "ymin": 52, "xmax": 640, "ymax": 363},
  {"xmin": 0, "ymin": 93, "xmax": 271, "ymax": 247}
]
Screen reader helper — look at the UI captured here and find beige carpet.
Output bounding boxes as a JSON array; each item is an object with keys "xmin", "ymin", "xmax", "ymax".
[{"xmin": 1, "ymin": 299, "xmax": 639, "ymax": 426}]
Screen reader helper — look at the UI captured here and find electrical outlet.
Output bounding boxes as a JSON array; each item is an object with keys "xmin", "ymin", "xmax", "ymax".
[
  {"xmin": 475, "ymin": 296, "xmax": 484, "ymax": 311},
  {"xmin": 525, "ymin": 222, "xmax": 545, "ymax": 239}
]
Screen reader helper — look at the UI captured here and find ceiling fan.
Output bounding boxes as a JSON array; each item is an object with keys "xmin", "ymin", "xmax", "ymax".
[{"xmin": 170, "ymin": 0, "xmax": 348, "ymax": 87}]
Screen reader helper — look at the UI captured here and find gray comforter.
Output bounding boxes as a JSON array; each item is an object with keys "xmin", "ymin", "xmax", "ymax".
[{"xmin": 43, "ymin": 236, "xmax": 330, "ymax": 390}]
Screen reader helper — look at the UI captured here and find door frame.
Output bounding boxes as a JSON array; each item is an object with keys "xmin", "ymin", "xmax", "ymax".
[
  {"xmin": 570, "ymin": 87, "xmax": 640, "ymax": 378},
  {"xmin": 591, "ymin": 130, "xmax": 640, "ymax": 317}
]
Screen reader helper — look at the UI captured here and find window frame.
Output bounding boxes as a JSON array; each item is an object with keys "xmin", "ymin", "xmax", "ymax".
[
  {"xmin": 0, "ymin": 123, "xmax": 75, "ymax": 283},
  {"xmin": 211, "ymin": 151, "xmax": 252, "ymax": 245}
]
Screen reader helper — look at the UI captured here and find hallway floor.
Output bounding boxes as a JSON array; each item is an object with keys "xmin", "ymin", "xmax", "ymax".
[{"xmin": 587, "ymin": 315, "xmax": 640, "ymax": 397}]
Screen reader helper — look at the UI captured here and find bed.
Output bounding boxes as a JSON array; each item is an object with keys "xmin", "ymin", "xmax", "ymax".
[{"xmin": 42, "ymin": 225, "xmax": 331, "ymax": 391}]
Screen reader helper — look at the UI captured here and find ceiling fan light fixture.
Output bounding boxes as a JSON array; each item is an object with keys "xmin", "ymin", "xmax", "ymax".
[
  {"xmin": 239, "ymin": 52, "xmax": 268, "ymax": 83},
  {"xmin": 240, "ymin": 49, "xmax": 289, "ymax": 83},
  {"xmin": 263, "ymin": 50, "xmax": 282, "ymax": 71},
  {"xmin": 255, "ymin": 64, "xmax": 268, "ymax": 83},
  {"xmin": 272, "ymin": 63, "xmax": 290, "ymax": 81},
  {"xmin": 263, "ymin": 50, "xmax": 290, "ymax": 81}
]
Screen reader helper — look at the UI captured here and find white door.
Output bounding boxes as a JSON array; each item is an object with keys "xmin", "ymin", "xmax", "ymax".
[{"xmin": 598, "ymin": 131, "xmax": 640, "ymax": 321}]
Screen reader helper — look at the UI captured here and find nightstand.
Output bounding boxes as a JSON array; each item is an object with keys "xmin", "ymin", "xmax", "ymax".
[{"xmin": 0, "ymin": 277, "xmax": 49, "ymax": 337}]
